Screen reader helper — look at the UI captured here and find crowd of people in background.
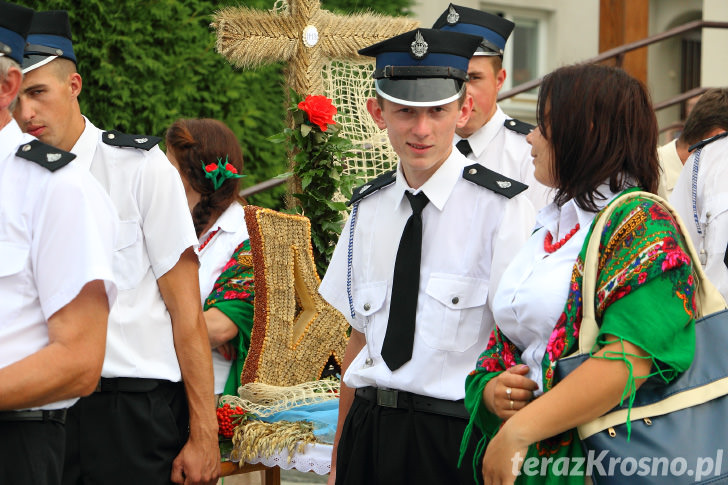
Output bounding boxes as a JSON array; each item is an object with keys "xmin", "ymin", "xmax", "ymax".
[{"xmin": 1, "ymin": 1, "xmax": 727, "ymax": 485}]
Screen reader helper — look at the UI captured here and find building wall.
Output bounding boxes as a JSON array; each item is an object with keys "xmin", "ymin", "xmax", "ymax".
[
  {"xmin": 411, "ymin": 0, "xmax": 725, "ymax": 130},
  {"xmin": 648, "ymin": 0, "xmax": 703, "ymax": 141}
]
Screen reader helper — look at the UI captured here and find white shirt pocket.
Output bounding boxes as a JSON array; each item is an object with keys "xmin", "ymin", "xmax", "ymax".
[
  {"xmin": 113, "ymin": 220, "xmax": 149, "ymax": 290},
  {"xmin": 422, "ymin": 273, "xmax": 489, "ymax": 352},
  {"xmin": 351, "ymin": 281, "xmax": 387, "ymax": 334},
  {"xmin": 0, "ymin": 242, "xmax": 30, "ymax": 318}
]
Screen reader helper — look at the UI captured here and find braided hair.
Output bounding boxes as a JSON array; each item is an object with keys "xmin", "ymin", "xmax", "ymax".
[{"xmin": 165, "ymin": 118, "xmax": 244, "ymax": 236}]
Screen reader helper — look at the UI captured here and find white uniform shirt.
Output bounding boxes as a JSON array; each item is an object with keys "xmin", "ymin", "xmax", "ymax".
[
  {"xmin": 197, "ymin": 202, "xmax": 249, "ymax": 394},
  {"xmin": 492, "ymin": 186, "xmax": 620, "ymax": 394},
  {"xmin": 657, "ymin": 139, "xmax": 683, "ymax": 199},
  {"xmin": 454, "ymin": 105, "xmax": 553, "ymax": 210},
  {"xmin": 320, "ymin": 149, "xmax": 536, "ymax": 401},
  {"xmin": 670, "ymin": 135, "xmax": 728, "ymax": 302},
  {"xmin": 0, "ymin": 119, "xmax": 117, "ymax": 410},
  {"xmin": 71, "ymin": 117, "xmax": 198, "ymax": 381}
]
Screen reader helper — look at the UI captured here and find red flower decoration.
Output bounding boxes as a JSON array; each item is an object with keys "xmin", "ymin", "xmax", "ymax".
[
  {"xmin": 298, "ymin": 95, "xmax": 337, "ymax": 132},
  {"xmin": 225, "ymin": 163, "xmax": 238, "ymax": 174},
  {"xmin": 546, "ymin": 325, "xmax": 566, "ymax": 361},
  {"xmin": 205, "ymin": 163, "xmax": 218, "ymax": 172}
]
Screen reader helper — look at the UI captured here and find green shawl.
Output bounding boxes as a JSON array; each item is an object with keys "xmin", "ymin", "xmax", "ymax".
[
  {"xmin": 204, "ymin": 239, "xmax": 255, "ymax": 396},
  {"xmin": 461, "ymin": 189, "xmax": 697, "ymax": 484}
]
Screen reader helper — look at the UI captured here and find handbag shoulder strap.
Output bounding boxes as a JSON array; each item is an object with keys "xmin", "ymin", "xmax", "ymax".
[{"xmin": 579, "ymin": 190, "xmax": 727, "ymax": 355}]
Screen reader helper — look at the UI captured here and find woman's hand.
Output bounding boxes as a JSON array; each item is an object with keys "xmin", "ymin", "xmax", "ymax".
[
  {"xmin": 483, "ymin": 364, "xmax": 539, "ymax": 420},
  {"xmin": 215, "ymin": 342, "xmax": 236, "ymax": 361},
  {"xmin": 481, "ymin": 420, "xmax": 529, "ymax": 485}
]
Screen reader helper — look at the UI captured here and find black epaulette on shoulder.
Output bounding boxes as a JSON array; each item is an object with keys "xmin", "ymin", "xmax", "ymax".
[
  {"xmin": 462, "ymin": 163, "xmax": 528, "ymax": 199},
  {"xmin": 15, "ymin": 140, "xmax": 75, "ymax": 172},
  {"xmin": 504, "ymin": 118, "xmax": 535, "ymax": 136},
  {"xmin": 102, "ymin": 130, "xmax": 162, "ymax": 151},
  {"xmin": 688, "ymin": 131, "xmax": 728, "ymax": 153},
  {"xmin": 348, "ymin": 170, "xmax": 397, "ymax": 206}
]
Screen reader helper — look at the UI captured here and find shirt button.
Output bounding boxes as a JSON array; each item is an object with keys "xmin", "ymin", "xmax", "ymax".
[
  {"xmin": 365, "ymin": 358, "xmax": 373, "ymax": 366},
  {"xmin": 108, "ymin": 133, "xmax": 115, "ymax": 139},
  {"xmin": 22, "ymin": 144, "xmax": 31, "ymax": 152},
  {"xmin": 363, "ymin": 303, "xmax": 371, "ymax": 311},
  {"xmin": 452, "ymin": 296, "xmax": 459, "ymax": 304}
]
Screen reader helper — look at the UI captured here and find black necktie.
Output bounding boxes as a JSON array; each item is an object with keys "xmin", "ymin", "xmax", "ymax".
[
  {"xmin": 381, "ymin": 191, "xmax": 430, "ymax": 371},
  {"xmin": 456, "ymin": 139, "xmax": 473, "ymax": 157}
]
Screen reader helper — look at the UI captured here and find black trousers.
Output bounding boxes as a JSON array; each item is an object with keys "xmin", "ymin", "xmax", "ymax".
[
  {"xmin": 336, "ymin": 394, "xmax": 484, "ymax": 485},
  {"xmin": 0, "ymin": 419, "xmax": 65, "ymax": 484},
  {"xmin": 63, "ymin": 380, "xmax": 189, "ymax": 485}
]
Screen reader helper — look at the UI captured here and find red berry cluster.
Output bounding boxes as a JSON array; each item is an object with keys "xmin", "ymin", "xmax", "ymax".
[{"xmin": 216, "ymin": 403, "xmax": 247, "ymax": 438}]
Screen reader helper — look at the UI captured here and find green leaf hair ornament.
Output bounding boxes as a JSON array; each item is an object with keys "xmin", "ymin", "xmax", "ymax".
[{"xmin": 202, "ymin": 156, "xmax": 244, "ymax": 191}]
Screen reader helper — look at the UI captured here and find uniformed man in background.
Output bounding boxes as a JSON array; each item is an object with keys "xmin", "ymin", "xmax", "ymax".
[
  {"xmin": 14, "ymin": 10, "xmax": 219, "ymax": 485},
  {"xmin": 434, "ymin": 3, "xmax": 552, "ymax": 210},
  {"xmin": 0, "ymin": 2, "xmax": 117, "ymax": 483}
]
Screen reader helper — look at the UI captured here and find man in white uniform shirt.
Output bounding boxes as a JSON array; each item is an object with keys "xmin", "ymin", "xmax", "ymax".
[
  {"xmin": 670, "ymin": 131, "xmax": 728, "ymax": 303},
  {"xmin": 14, "ymin": 10, "xmax": 219, "ymax": 485},
  {"xmin": 0, "ymin": 3, "xmax": 116, "ymax": 483},
  {"xmin": 320, "ymin": 28, "xmax": 535, "ymax": 485},
  {"xmin": 433, "ymin": 4, "xmax": 552, "ymax": 210},
  {"xmin": 657, "ymin": 87, "xmax": 728, "ymax": 198}
]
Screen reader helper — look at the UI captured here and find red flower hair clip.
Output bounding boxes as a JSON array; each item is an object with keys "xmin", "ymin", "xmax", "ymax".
[{"xmin": 201, "ymin": 155, "xmax": 244, "ymax": 190}]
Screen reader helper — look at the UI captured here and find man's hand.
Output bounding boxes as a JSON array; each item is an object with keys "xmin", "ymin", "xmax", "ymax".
[{"xmin": 170, "ymin": 434, "xmax": 220, "ymax": 485}]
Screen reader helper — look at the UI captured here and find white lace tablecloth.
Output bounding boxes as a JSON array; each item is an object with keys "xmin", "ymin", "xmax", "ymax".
[{"xmin": 235, "ymin": 443, "xmax": 333, "ymax": 475}]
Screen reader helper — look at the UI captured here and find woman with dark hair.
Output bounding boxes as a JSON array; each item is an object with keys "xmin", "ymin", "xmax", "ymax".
[
  {"xmin": 460, "ymin": 64, "xmax": 697, "ymax": 484},
  {"xmin": 166, "ymin": 118, "xmax": 254, "ymax": 396}
]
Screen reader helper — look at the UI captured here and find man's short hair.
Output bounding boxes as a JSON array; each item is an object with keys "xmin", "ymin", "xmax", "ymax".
[
  {"xmin": 0, "ymin": 56, "xmax": 20, "ymax": 80},
  {"xmin": 0, "ymin": 57, "xmax": 21, "ymax": 111},
  {"xmin": 680, "ymin": 88, "xmax": 728, "ymax": 146}
]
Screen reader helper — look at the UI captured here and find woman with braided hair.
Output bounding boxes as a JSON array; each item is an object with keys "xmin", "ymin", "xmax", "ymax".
[{"xmin": 166, "ymin": 118, "xmax": 254, "ymax": 396}]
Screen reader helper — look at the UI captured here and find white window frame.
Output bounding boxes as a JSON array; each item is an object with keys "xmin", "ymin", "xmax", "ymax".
[{"xmin": 479, "ymin": 3, "xmax": 549, "ymax": 94}]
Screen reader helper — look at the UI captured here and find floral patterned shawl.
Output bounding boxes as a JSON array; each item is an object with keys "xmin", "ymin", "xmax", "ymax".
[
  {"xmin": 460, "ymin": 189, "xmax": 697, "ymax": 484},
  {"xmin": 204, "ymin": 239, "xmax": 255, "ymax": 396}
]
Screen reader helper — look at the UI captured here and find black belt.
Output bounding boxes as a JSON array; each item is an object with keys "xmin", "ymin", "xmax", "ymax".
[
  {"xmin": 94, "ymin": 377, "xmax": 171, "ymax": 393},
  {"xmin": 0, "ymin": 409, "xmax": 67, "ymax": 424},
  {"xmin": 355, "ymin": 386, "xmax": 469, "ymax": 420}
]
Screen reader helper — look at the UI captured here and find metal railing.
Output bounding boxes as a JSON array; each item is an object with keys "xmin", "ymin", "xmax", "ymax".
[{"xmin": 498, "ymin": 20, "xmax": 728, "ymax": 105}]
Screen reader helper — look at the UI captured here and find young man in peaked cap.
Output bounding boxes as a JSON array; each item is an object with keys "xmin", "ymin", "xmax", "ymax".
[
  {"xmin": 434, "ymin": 3, "xmax": 552, "ymax": 210},
  {"xmin": 0, "ymin": 2, "xmax": 117, "ymax": 483},
  {"xmin": 319, "ymin": 27, "xmax": 536, "ymax": 485},
  {"xmin": 14, "ymin": 10, "xmax": 219, "ymax": 485}
]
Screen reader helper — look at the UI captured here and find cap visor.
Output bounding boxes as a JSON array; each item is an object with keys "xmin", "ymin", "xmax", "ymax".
[
  {"xmin": 375, "ymin": 78, "xmax": 464, "ymax": 107},
  {"xmin": 22, "ymin": 54, "xmax": 57, "ymax": 74}
]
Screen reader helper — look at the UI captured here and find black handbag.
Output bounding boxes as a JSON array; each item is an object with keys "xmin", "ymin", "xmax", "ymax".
[{"xmin": 554, "ymin": 191, "xmax": 728, "ymax": 484}]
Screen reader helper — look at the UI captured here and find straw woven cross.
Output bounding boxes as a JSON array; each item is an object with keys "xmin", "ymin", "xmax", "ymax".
[{"xmin": 212, "ymin": 0, "xmax": 418, "ymax": 96}]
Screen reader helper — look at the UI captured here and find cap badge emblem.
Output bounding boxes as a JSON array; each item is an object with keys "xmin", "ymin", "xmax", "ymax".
[
  {"xmin": 497, "ymin": 180, "xmax": 512, "ymax": 189},
  {"xmin": 135, "ymin": 138, "xmax": 148, "ymax": 144},
  {"xmin": 446, "ymin": 5, "xmax": 460, "ymax": 24},
  {"xmin": 410, "ymin": 31, "xmax": 428, "ymax": 59},
  {"xmin": 47, "ymin": 153, "xmax": 62, "ymax": 163}
]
